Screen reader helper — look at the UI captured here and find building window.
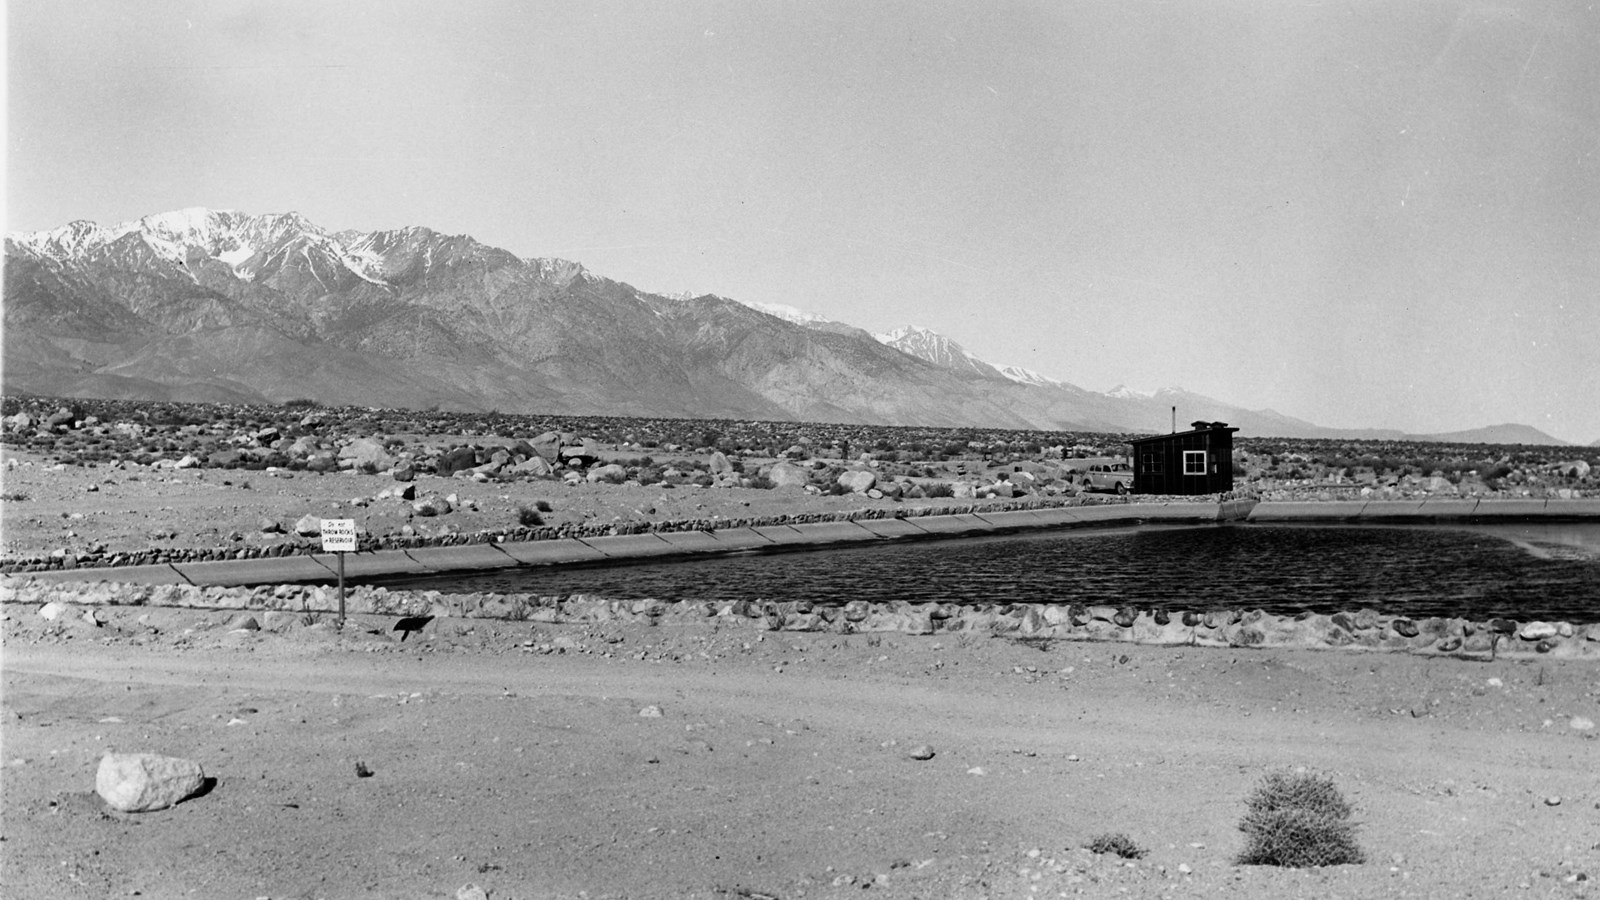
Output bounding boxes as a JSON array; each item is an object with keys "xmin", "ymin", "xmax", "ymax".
[
  {"xmin": 1140, "ymin": 450, "xmax": 1163, "ymax": 474},
  {"xmin": 1183, "ymin": 450, "xmax": 1207, "ymax": 475}
]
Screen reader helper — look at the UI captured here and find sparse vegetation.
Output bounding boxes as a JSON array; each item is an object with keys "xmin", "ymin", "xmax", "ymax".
[
  {"xmin": 1085, "ymin": 832, "xmax": 1145, "ymax": 859},
  {"xmin": 516, "ymin": 506, "xmax": 544, "ymax": 527},
  {"xmin": 1236, "ymin": 770, "xmax": 1364, "ymax": 867}
]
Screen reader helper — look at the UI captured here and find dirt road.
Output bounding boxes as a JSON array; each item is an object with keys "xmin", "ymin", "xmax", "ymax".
[{"xmin": 3, "ymin": 605, "xmax": 1596, "ymax": 899}]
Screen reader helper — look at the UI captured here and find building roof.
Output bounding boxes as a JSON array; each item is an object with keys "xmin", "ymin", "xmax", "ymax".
[{"xmin": 1128, "ymin": 421, "xmax": 1239, "ymax": 445}]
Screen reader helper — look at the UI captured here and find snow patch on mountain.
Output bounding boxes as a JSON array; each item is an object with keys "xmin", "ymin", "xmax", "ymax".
[
  {"xmin": 137, "ymin": 232, "xmax": 197, "ymax": 279},
  {"xmin": 740, "ymin": 300, "xmax": 831, "ymax": 326},
  {"xmin": 996, "ymin": 364, "xmax": 1061, "ymax": 387},
  {"xmin": 215, "ymin": 244, "xmax": 256, "ymax": 269}
]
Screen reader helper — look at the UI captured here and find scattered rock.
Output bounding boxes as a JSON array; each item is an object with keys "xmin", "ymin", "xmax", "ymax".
[
  {"xmin": 339, "ymin": 437, "xmax": 395, "ymax": 473},
  {"xmin": 509, "ymin": 455, "xmax": 552, "ymax": 477},
  {"xmin": 1519, "ymin": 621, "xmax": 1560, "ymax": 641},
  {"xmin": 638, "ymin": 705, "xmax": 663, "ymax": 718},
  {"xmin": 413, "ymin": 496, "xmax": 453, "ymax": 517},
  {"xmin": 907, "ymin": 744, "xmax": 936, "ymax": 760},
  {"xmin": 529, "ymin": 432, "xmax": 562, "ymax": 463},
  {"xmin": 293, "ymin": 514, "xmax": 322, "ymax": 537},
  {"xmin": 95, "ymin": 752, "xmax": 207, "ymax": 812},
  {"xmin": 305, "ymin": 452, "xmax": 339, "ymax": 473},
  {"xmin": 837, "ymin": 470, "xmax": 877, "ymax": 493},
  {"xmin": 456, "ymin": 883, "xmax": 490, "ymax": 900},
  {"xmin": 1545, "ymin": 796, "xmax": 1562, "ymax": 806},
  {"xmin": 765, "ymin": 461, "xmax": 810, "ymax": 489},
  {"xmin": 37, "ymin": 601, "xmax": 70, "ymax": 620},
  {"xmin": 1570, "ymin": 717, "xmax": 1595, "ymax": 731},
  {"xmin": 587, "ymin": 464, "xmax": 627, "ymax": 484}
]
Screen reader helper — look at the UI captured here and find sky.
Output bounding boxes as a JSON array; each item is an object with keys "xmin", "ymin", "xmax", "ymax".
[{"xmin": 7, "ymin": 0, "xmax": 1599, "ymax": 443}]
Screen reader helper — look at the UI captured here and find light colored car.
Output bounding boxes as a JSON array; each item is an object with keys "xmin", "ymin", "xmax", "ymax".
[{"xmin": 1080, "ymin": 462, "xmax": 1133, "ymax": 494}]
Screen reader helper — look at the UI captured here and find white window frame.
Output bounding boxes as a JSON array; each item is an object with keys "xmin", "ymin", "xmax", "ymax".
[{"xmin": 1183, "ymin": 450, "xmax": 1207, "ymax": 475}]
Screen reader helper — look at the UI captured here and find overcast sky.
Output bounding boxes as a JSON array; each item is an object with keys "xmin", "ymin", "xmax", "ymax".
[{"xmin": 8, "ymin": 1, "xmax": 1598, "ymax": 443}]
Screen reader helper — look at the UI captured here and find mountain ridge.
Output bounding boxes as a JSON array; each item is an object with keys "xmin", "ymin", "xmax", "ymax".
[{"xmin": 3, "ymin": 208, "xmax": 1571, "ymax": 445}]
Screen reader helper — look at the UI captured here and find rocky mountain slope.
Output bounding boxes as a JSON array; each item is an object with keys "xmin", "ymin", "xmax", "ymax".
[{"xmin": 2, "ymin": 209, "xmax": 1569, "ymax": 443}]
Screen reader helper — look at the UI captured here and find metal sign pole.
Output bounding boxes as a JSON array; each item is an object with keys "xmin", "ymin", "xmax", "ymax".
[{"xmin": 338, "ymin": 550, "xmax": 346, "ymax": 625}]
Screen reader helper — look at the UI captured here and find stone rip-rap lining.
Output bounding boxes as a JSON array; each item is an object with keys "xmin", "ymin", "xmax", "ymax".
[
  {"xmin": 0, "ymin": 495, "xmax": 1160, "ymax": 574},
  {"xmin": 5, "ymin": 577, "xmax": 1596, "ymax": 660}
]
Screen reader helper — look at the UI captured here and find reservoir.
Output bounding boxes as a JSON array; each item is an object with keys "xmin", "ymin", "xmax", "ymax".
[{"xmin": 369, "ymin": 523, "xmax": 1600, "ymax": 623}]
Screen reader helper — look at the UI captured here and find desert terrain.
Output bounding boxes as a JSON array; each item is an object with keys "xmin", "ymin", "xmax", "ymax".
[
  {"xmin": 3, "ymin": 401, "xmax": 1599, "ymax": 899},
  {"xmin": 4, "ymin": 600, "xmax": 1597, "ymax": 900}
]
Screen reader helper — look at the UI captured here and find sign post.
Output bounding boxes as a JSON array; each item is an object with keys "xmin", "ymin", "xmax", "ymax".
[{"xmin": 320, "ymin": 519, "xmax": 358, "ymax": 625}]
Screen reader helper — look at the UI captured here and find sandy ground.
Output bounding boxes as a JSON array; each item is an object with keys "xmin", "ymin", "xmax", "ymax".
[{"xmin": 3, "ymin": 604, "xmax": 1597, "ymax": 900}]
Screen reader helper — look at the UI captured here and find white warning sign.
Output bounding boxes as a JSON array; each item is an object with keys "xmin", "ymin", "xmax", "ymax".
[{"xmin": 320, "ymin": 518, "xmax": 357, "ymax": 553}]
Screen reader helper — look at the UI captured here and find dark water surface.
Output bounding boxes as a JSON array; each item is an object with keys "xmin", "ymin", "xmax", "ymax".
[{"xmin": 371, "ymin": 523, "xmax": 1600, "ymax": 622}]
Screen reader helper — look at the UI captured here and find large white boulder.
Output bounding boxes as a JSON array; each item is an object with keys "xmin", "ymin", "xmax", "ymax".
[
  {"xmin": 339, "ymin": 437, "xmax": 395, "ymax": 473},
  {"xmin": 837, "ymin": 470, "xmax": 877, "ymax": 493},
  {"xmin": 96, "ymin": 753, "xmax": 207, "ymax": 812},
  {"xmin": 765, "ymin": 461, "xmax": 810, "ymax": 489}
]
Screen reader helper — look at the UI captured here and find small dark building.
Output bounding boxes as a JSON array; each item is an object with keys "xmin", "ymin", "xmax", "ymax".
[{"xmin": 1129, "ymin": 421, "xmax": 1239, "ymax": 495}]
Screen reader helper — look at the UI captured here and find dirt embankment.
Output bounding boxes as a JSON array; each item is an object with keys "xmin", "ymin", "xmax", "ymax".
[{"xmin": 1, "ymin": 445, "xmax": 1156, "ymax": 572}]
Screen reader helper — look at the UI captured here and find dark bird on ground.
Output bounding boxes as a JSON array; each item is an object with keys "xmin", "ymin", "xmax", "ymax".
[{"xmin": 393, "ymin": 615, "xmax": 434, "ymax": 641}]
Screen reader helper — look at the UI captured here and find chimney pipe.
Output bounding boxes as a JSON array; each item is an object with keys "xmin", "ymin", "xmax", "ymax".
[{"xmin": 1171, "ymin": 406, "xmax": 1176, "ymax": 434}]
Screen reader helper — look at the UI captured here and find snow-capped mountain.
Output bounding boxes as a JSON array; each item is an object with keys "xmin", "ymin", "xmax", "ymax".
[
  {"xmin": 15, "ymin": 208, "xmax": 378, "ymax": 284},
  {"xmin": 4, "ymin": 209, "xmax": 1054, "ymax": 426},
  {"xmin": 874, "ymin": 326, "xmax": 1065, "ymax": 388},
  {"xmin": 873, "ymin": 325, "xmax": 1007, "ymax": 380},
  {"xmin": 9, "ymin": 207, "xmax": 1549, "ymax": 440}
]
